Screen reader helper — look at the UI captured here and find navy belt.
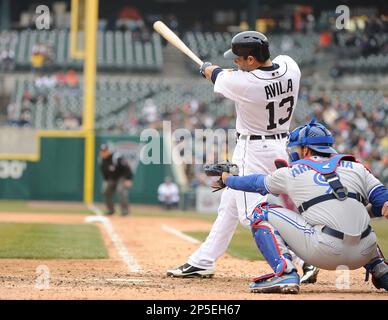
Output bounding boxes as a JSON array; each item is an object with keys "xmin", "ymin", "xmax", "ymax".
[
  {"xmin": 237, "ymin": 132, "xmax": 288, "ymax": 140},
  {"xmin": 298, "ymin": 192, "xmax": 365, "ymax": 213},
  {"xmin": 322, "ymin": 225, "xmax": 372, "ymax": 240}
]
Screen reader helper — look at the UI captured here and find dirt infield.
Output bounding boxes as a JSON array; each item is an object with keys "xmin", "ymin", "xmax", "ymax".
[{"xmin": 0, "ymin": 212, "xmax": 386, "ymax": 300}]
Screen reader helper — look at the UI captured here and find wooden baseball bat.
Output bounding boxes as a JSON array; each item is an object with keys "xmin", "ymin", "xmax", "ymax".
[{"xmin": 153, "ymin": 20, "xmax": 203, "ymax": 66}]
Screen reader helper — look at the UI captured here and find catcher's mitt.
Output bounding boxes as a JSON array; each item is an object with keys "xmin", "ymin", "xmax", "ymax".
[{"xmin": 203, "ymin": 161, "xmax": 239, "ymax": 192}]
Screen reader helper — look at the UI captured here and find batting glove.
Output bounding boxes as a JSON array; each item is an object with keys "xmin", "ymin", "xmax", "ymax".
[{"xmin": 200, "ymin": 61, "xmax": 212, "ymax": 78}]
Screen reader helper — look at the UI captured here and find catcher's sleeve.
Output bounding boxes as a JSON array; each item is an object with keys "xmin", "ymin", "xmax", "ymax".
[
  {"xmin": 225, "ymin": 174, "xmax": 269, "ymax": 195},
  {"xmin": 369, "ymin": 185, "xmax": 388, "ymax": 217}
]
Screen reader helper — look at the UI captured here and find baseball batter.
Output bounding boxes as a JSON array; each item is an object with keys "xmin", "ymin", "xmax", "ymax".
[
  {"xmin": 167, "ymin": 31, "xmax": 319, "ymax": 279},
  {"xmin": 222, "ymin": 120, "xmax": 388, "ymax": 293}
]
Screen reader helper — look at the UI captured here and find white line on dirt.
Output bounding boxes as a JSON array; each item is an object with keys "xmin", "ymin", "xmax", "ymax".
[
  {"xmin": 161, "ymin": 224, "xmax": 200, "ymax": 244},
  {"xmin": 87, "ymin": 204, "xmax": 141, "ymax": 273}
]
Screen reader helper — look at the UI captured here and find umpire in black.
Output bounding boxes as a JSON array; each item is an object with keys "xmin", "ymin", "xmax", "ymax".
[{"xmin": 99, "ymin": 144, "xmax": 133, "ymax": 216}]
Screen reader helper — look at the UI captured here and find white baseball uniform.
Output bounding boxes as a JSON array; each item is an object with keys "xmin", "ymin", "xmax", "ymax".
[{"xmin": 188, "ymin": 55, "xmax": 301, "ymax": 269}]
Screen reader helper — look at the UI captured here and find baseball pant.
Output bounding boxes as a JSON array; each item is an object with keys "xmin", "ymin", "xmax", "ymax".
[
  {"xmin": 265, "ymin": 206, "xmax": 378, "ymax": 270},
  {"xmin": 188, "ymin": 135, "xmax": 289, "ymax": 269},
  {"xmin": 102, "ymin": 178, "xmax": 130, "ymax": 215}
]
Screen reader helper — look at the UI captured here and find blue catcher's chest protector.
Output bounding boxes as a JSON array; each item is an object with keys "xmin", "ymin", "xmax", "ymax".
[
  {"xmin": 291, "ymin": 154, "xmax": 365, "ymax": 213},
  {"xmin": 291, "ymin": 154, "xmax": 355, "ymax": 174}
]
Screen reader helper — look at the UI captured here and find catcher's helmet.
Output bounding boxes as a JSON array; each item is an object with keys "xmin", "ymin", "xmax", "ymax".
[
  {"xmin": 224, "ymin": 31, "xmax": 270, "ymax": 62},
  {"xmin": 288, "ymin": 119, "xmax": 337, "ymax": 160}
]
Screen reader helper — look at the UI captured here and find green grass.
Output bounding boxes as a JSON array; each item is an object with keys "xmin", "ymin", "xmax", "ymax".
[
  {"xmin": 0, "ymin": 222, "xmax": 108, "ymax": 259},
  {"xmin": 371, "ymin": 219, "xmax": 388, "ymax": 258},
  {"xmin": 187, "ymin": 220, "xmax": 388, "ymax": 261},
  {"xmin": 0, "ymin": 200, "xmax": 91, "ymax": 214}
]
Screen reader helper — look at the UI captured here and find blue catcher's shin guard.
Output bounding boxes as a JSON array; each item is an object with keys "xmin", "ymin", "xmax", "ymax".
[
  {"xmin": 252, "ymin": 224, "xmax": 288, "ymax": 276},
  {"xmin": 251, "ymin": 203, "xmax": 294, "ymax": 277}
]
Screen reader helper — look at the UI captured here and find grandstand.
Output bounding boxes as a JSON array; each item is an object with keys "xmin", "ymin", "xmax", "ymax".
[
  {"xmin": 0, "ymin": 0, "xmax": 387, "ymax": 203},
  {"xmin": 0, "ymin": 30, "xmax": 163, "ymax": 71}
]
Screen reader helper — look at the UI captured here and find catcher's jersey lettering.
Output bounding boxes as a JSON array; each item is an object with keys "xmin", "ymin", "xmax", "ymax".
[
  {"xmin": 291, "ymin": 161, "xmax": 354, "ymax": 178},
  {"xmin": 264, "ymin": 79, "xmax": 293, "ymax": 99},
  {"xmin": 214, "ymin": 55, "xmax": 301, "ymax": 135}
]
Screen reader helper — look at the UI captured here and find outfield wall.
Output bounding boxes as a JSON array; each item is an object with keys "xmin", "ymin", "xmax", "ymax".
[{"xmin": 0, "ymin": 135, "xmax": 171, "ymax": 204}]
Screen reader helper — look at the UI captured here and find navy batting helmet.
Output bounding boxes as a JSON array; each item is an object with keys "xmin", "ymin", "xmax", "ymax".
[
  {"xmin": 287, "ymin": 119, "xmax": 337, "ymax": 161},
  {"xmin": 224, "ymin": 31, "xmax": 270, "ymax": 62}
]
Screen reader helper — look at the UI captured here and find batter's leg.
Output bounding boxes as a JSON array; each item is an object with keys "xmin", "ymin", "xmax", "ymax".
[
  {"xmin": 188, "ymin": 188, "xmax": 239, "ymax": 269},
  {"xmin": 166, "ymin": 188, "xmax": 239, "ymax": 277}
]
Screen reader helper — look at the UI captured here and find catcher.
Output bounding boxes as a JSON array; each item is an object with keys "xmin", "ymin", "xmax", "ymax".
[{"xmin": 211, "ymin": 119, "xmax": 388, "ymax": 293}]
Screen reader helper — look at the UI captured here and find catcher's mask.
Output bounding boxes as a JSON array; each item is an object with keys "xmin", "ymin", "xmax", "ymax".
[{"xmin": 287, "ymin": 118, "xmax": 337, "ymax": 162}]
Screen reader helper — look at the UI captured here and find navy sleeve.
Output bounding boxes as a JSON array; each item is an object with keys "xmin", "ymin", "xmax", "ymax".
[
  {"xmin": 225, "ymin": 174, "xmax": 269, "ymax": 194},
  {"xmin": 211, "ymin": 67, "xmax": 223, "ymax": 84},
  {"xmin": 369, "ymin": 185, "xmax": 388, "ymax": 217}
]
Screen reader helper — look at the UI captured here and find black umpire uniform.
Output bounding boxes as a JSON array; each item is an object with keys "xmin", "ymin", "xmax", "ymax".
[{"xmin": 99, "ymin": 144, "xmax": 133, "ymax": 216}]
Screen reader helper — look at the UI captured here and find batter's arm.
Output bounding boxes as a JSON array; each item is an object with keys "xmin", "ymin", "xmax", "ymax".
[{"xmin": 200, "ymin": 63, "xmax": 223, "ymax": 83}]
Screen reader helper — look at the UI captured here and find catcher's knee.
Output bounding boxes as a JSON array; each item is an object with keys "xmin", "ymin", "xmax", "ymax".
[{"xmin": 250, "ymin": 202, "xmax": 284, "ymax": 230}]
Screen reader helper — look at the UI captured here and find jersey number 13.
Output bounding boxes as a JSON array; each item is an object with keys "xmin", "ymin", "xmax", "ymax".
[{"xmin": 266, "ymin": 96, "xmax": 294, "ymax": 130}]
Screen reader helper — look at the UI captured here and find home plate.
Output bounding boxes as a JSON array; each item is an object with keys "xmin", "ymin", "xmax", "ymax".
[
  {"xmin": 105, "ymin": 278, "xmax": 149, "ymax": 283},
  {"xmin": 85, "ymin": 216, "xmax": 108, "ymax": 223}
]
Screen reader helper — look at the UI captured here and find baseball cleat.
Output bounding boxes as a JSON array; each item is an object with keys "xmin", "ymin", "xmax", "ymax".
[
  {"xmin": 301, "ymin": 263, "xmax": 320, "ymax": 284},
  {"xmin": 372, "ymin": 272, "xmax": 388, "ymax": 291},
  {"xmin": 249, "ymin": 270, "xmax": 300, "ymax": 294},
  {"xmin": 166, "ymin": 263, "xmax": 215, "ymax": 278},
  {"xmin": 370, "ymin": 261, "xmax": 388, "ymax": 291}
]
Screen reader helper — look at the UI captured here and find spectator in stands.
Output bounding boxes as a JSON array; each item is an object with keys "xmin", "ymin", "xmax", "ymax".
[
  {"xmin": 63, "ymin": 112, "xmax": 81, "ymax": 130},
  {"xmin": 319, "ymin": 30, "xmax": 332, "ymax": 50},
  {"xmin": 34, "ymin": 75, "xmax": 56, "ymax": 104},
  {"xmin": 63, "ymin": 69, "xmax": 80, "ymax": 96},
  {"xmin": 360, "ymin": 34, "xmax": 380, "ymax": 57},
  {"xmin": 55, "ymin": 71, "xmax": 67, "ymax": 87},
  {"xmin": 304, "ymin": 89, "xmax": 388, "ymax": 186},
  {"xmin": 31, "ymin": 45, "xmax": 46, "ymax": 73},
  {"xmin": 6, "ymin": 103, "xmax": 19, "ymax": 125},
  {"xmin": 117, "ymin": 5, "xmax": 144, "ymax": 33},
  {"xmin": 0, "ymin": 49, "xmax": 15, "ymax": 72},
  {"xmin": 43, "ymin": 42, "xmax": 56, "ymax": 71},
  {"xmin": 18, "ymin": 110, "xmax": 32, "ymax": 127},
  {"xmin": 166, "ymin": 14, "xmax": 179, "ymax": 33},
  {"xmin": 142, "ymin": 98, "xmax": 158, "ymax": 124},
  {"xmin": 158, "ymin": 176, "xmax": 179, "ymax": 210},
  {"xmin": 280, "ymin": 36, "xmax": 295, "ymax": 51}
]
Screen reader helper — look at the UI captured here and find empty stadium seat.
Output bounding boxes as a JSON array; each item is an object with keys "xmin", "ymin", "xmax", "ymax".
[{"xmin": 2, "ymin": 29, "xmax": 163, "ymax": 72}]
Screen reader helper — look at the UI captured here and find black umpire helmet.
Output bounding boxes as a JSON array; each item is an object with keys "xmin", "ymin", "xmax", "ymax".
[{"xmin": 224, "ymin": 31, "xmax": 270, "ymax": 62}]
